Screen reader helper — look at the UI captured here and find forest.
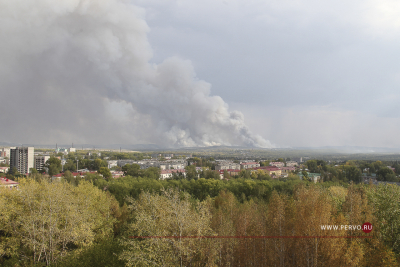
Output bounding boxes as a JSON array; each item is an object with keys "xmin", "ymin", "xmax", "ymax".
[{"xmin": 0, "ymin": 172, "xmax": 399, "ymax": 266}]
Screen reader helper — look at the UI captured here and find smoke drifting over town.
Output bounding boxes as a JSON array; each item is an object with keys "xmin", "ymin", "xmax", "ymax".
[{"xmin": 0, "ymin": 0, "xmax": 270, "ymax": 148}]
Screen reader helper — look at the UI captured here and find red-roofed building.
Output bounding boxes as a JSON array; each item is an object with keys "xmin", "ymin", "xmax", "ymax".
[{"xmin": 0, "ymin": 177, "xmax": 18, "ymax": 189}]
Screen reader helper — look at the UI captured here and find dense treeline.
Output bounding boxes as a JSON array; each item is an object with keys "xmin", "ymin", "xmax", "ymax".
[
  {"xmin": 94, "ymin": 176, "xmax": 308, "ymax": 205},
  {"xmin": 1, "ymin": 174, "xmax": 399, "ymax": 266},
  {"xmin": 122, "ymin": 185, "xmax": 400, "ymax": 266}
]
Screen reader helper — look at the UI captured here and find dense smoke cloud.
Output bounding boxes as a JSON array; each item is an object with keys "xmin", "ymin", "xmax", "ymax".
[{"xmin": 0, "ymin": 0, "xmax": 271, "ymax": 148}]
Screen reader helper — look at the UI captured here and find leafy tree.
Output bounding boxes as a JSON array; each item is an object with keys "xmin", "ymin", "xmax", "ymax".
[
  {"xmin": 98, "ymin": 167, "xmax": 112, "ymax": 180},
  {"xmin": 368, "ymin": 184, "xmax": 400, "ymax": 256},
  {"xmin": 8, "ymin": 166, "xmax": 19, "ymax": 176},
  {"xmin": 0, "ymin": 178, "xmax": 116, "ymax": 266},
  {"xmin": 306, "ymin": 160, "xmax": 318, "ymax": 173},
  {"xmin": 185, "ymin": 165, "xmax": 198, "ymax": 180},
  {"xmin": 29, "ymin": 168, "xmax": 38, "ymax": 174},
  {"xmin": 63, "ymin": 159, "xmax": 77, "ymax": 172},
  {"xmin": 45, "ymin": 157, "xmax": 62, "ymax": 176},
  {"xmin": 92, "ymin": 158, "xmax": 107, "ymax": 171},
  {"xmin": 122, "ymin": 164, "xmax": 141, "ymax": 177},
  {"xmin": 120, "ymin": 189, "xmax": 215, "ymax": 266},
  {"xmin": 143, "ymin": 167, "xmax": 160, "ymax": 180},
  {"xmin": 377, "ymin": 167, "xmax": 397, "ymax": 182},
  {"xmin": 343, "ymin": 165, "xmax": 362, "ymax": 183}
]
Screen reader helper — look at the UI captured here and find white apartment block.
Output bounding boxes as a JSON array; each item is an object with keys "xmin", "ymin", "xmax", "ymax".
[
  {"xmin": 10, "ymin": 147, "xmax": 34, "ymax": 174},
  {"xmin": 240, "ymin": 162, "xmax": 260, "ymax": 170},
  {"xmin": 215, "ymin": 161, "xmax": 240, "ymax": 170}
]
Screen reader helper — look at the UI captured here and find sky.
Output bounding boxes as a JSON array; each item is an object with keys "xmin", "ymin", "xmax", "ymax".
[
  {"xmin": 1, "ymin": 0, "xmax": 400, "ymax": 148},
  {"xmin": 134, "ymin": 0, "xmax": 400, "ymax": 148}
]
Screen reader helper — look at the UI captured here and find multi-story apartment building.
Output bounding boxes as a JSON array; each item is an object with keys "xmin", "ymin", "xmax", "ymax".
[
  {"xmin": 10, "ymin": 147, "xmax": 34, "ymax": 174},
  {"xmin": 215, "ymin": 161, "xmax": 240, "ymax": 170},
  {"xmin": 240, "ymin": 162, "xmax": 260, "ymax": 170},
  {"xmin": 34, "ymin": 155, "xmax": 50, "ymax": 171}
]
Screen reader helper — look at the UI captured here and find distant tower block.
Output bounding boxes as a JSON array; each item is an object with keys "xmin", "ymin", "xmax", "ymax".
[{"xmin": 10, "ymin": 147, "xmax": 34, "ymax": 174}]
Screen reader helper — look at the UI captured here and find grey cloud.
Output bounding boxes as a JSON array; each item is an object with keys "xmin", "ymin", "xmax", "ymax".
[{"xmin": 0, "ymin": 0, "xmax": 270, "ymax": 147}]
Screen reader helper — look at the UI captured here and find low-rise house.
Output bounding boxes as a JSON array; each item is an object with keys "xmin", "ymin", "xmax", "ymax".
[
  {"xmin": 0, "ymin": 177, "xmax": 18, "ymax": 189},
  {"xmin": 160, "ymin": 169, "xmax": 186, "ymax": 180}
]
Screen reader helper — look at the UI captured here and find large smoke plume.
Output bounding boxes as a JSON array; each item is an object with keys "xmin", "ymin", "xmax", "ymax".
[{"xmin": 0, "ymin": 0, "xmax": 271, "ymax": 148}]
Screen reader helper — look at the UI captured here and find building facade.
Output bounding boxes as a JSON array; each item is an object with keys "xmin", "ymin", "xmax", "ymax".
[
  {"xmin": 10, "ymin": 147, "xmax": 34, "ymax": 174},
  {"xmin": 34, "ymin": 155, "xmax": 50, "ymax": 172},
  {"xmin": 240, "ymin": 162, "xmax": 260, "ymax": 170}
]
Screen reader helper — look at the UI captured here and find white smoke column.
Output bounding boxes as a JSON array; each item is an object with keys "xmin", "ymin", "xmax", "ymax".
[{"xmin": 0, "ymin": 0, "xmax": 272, "ymax": 148}]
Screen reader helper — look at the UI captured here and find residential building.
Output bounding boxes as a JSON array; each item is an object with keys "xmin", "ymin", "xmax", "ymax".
[
  {"xmin": 0, "ymin": 177, "xmax": 18, "ymax": 189},
  {"xmin": 252, "ymin": 166, "xmax": 282, "ymax": 176},
  {"xmin": 34, "ymin": 155, "xmax": 50, "ymax": 171},
  {"xmin": 0, "ymin": 147, "xmax": 14, "ymax": 158},
  {"xmin": 226, "ymin": 169, "xmax": 240, "ymax": 177},
  {"xmin": 160, "ymin": 169, "xmax": 186, "ymax": 180},
  {"xmin": 270, "ymin": 162, "xmax": 285, "ymax": 168},
  {"xmin": 292, "ymin": 157, "xmax": 303, "ymax": 163},
  {"xmin": 215, "ymin": 161, "xmax": 240, "ymax": 170},
  {"xmin": 107, "ymin": 160, "xmax": 118, "ymax": 169},
  {"xmin": 10, "ymin": 147, "xmax": 34, "ymax": 174},
  {"xmin": 286, "ymin": 161, "xmax": 298, "ymax": 167},
  {"xmin": 240, "ymin": 162, "xmax": 260, "ymax": 170},
  {"xmin": 110, "ymin": 170, "xmax": 124, "ymax": 178},
  {"xmin": 55, "ymin": 147, "xmax": 68, "ymax": 155}
]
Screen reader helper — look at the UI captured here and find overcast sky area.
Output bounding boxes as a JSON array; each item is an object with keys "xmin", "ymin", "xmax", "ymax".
[
  {"xmin": 133, "ymin": 0, "xmax": 400, "ymax": 148},
  {"xmin": 1, "ymin": 0, "xmax": 400, "ymax": 148}
]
